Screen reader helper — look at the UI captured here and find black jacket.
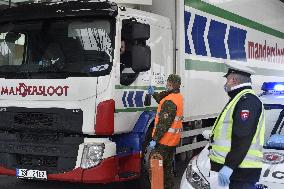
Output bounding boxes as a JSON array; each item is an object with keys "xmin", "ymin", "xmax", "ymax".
[{"xmin": 210, "ymin": 85, "xmax": 263, "ymax": 182}]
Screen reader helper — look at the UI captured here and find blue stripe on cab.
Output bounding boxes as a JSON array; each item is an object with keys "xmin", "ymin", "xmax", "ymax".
[
  {"xmin": 127, "ymin": 91, "xmax": 135, "ymax": 107},
  {"xmin": 135, "ymin": 91, "xmax": 144, "ymax": 107},
  {"xmin": 122, "ymin": 91, "xmax": 127, "ymax": 107}
]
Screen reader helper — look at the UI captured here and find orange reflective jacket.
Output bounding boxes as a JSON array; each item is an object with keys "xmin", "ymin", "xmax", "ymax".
[{"xmin": 152, "ymin": 93, "xmax": 183, "ymax": 146}]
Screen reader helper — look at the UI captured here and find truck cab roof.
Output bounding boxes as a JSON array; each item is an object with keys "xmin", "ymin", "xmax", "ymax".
[{"xmin": 0, "ymin": 0, "xmax": 118, "ymax": 23}]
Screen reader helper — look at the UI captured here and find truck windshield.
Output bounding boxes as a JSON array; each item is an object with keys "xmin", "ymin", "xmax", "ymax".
[{"xmin": 0, "ymin": 18, "xmax": 114, "ymax": 78}]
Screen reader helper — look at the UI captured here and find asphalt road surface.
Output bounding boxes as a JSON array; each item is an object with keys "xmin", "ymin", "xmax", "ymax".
[{"xmin": 0, "ymin": 159, "xmax": 189, "ymax": 189}]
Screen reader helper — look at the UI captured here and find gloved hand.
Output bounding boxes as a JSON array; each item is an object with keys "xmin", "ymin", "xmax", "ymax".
[
  {"xmin": 218, "ymin": 166, "xmax": 233, "ymax": 187},
  {"xmin": 149, "ymin": 140, "xmax": 156, "ymax": 150},
  {"xmin": 148, "ymin": 86, "xmax": 155, "ymax": 95}
]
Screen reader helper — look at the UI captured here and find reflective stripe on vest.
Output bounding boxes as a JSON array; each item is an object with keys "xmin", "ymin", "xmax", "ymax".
[
  {"xmin": 152, "ymin": 93, "xmax": 184, "ymax": 146},
  {"xmin": 209, "ymin": 89, "xmax": 265, "ymax": 168},
  {"xmin": 156, "ymin": 113, "xmax": 183, "ymax": 122},
  {"xmin": 153, "ymin": 126, "xmax": 183, "ymax": 134}
]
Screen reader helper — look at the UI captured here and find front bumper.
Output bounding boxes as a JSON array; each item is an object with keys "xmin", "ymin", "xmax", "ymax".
[
  {"xmin": 180, "ymin": 171, "xmax": 195, "ymax": 189},
  {"xmin": 0, "ymin": 157, "xmax": 116, "ymax": 183},
  {"xmin": 0, "ymin": 135, "xmax": 141, "ymax": 183},
  {"xmin": 0, "ymin": 153, "xmax": 141, "ymax": 183}
]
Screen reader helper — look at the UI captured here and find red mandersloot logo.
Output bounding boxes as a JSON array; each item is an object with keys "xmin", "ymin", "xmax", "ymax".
[{"xmin": 1, "ymin": 83, "xmax": 69, "ymax": 97}]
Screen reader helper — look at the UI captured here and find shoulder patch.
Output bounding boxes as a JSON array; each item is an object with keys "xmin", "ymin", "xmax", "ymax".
[{"xmin": 240, "ymin": 110, "xmax": 250, "ymax": 121}]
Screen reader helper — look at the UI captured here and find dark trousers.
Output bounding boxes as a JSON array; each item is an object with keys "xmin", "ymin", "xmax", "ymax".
[{"xmin": 229, "ymin": 180, "xmax": 256, "ymax": 189}]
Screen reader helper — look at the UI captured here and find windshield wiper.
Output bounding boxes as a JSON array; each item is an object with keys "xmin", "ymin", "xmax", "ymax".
[
  {"xmin": 26, "ymin": 71, "xmax": 90, "ymax": 79},
  {"xmin": 0, "ymin": 71, "xmax": 28, "ymax": 79}
]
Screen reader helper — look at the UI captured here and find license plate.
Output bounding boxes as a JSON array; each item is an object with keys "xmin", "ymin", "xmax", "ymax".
[{"xmin": 16, "ymin": 169, "xmax": 47, "ymax": 180}]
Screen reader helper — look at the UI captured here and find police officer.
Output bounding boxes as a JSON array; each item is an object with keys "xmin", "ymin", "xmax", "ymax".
[
  {"xmin": 148, "ymin": 74, "xmax": 183, "ymax": 189},
  {"xmin": 209, "ymin": 62, "xmax": 265, "ymax": 189}
]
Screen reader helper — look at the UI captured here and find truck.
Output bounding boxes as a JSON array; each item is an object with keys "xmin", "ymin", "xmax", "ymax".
[{"xmin": 0, "ymin": 0, "xmax": 283, "ymax": 186}]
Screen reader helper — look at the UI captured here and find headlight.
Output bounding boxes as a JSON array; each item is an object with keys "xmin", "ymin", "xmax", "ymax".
[
  {"xmin": 81, "ymin": 143, "xmax": 105, "ymax": 169},
  {"xmin": 186, "ymin": 162, "xmax": 210, "ymax": 189}
]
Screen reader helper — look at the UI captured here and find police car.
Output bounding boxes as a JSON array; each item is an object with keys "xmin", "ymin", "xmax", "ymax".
[{"xmin": 180, "ymin": 82, "xmax": 284, "ymax": 189}]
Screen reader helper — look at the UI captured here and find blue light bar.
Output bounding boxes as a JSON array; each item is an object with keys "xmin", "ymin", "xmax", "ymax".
[{"xmin": 262, "ymin": 82, "xmax": 284, "ymax": 92}]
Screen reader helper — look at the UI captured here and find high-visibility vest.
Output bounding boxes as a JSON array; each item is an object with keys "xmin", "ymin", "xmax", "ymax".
[
  {"xmin": 152, "ymin": 93, "xmax": 184, "ymax": 146},
  {"xmin": 209, "ymin": 89, "xmax": 265, "ymax": 168}
]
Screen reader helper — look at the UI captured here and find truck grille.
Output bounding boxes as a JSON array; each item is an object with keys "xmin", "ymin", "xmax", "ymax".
[
  {"xmin": 0, "ymin": 132, "xmax": 83, "ymax": 173},
  {"xmin": 20, "ymin": 132, "xmax": 59, "ymax": 143},
  {"xmin": 14, "ymin": 112, "xmax": 58, "ymax": 129},
  {"xmin": 17, "ymin": 154, "xmax": 58, "ymax": 168},
  {"xmin": 0, "ymin": 107, "xmax": 83, "ymax": 133},
  {"xmin": 0, "ymin": 107, "xmax": 84, "ymax": 174}
]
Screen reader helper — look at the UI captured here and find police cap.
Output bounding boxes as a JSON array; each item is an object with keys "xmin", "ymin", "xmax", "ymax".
[{"xmin": 223, "ymin": 62, "xmax": 255, "ymax": 78}]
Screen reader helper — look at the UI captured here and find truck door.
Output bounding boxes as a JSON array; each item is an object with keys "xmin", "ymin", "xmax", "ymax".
[
  {"xmin": 114, "ymin": 13, "xmax": 173, "ymax": 133},
  {"xmin": 113, "ymin": 17, "xmax": 152, "ymax": 133}
]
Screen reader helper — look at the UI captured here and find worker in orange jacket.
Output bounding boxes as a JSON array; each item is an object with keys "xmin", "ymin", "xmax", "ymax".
[{"xmin": 148, "ymin": 74, "xmax": 184, "ymax": 189}]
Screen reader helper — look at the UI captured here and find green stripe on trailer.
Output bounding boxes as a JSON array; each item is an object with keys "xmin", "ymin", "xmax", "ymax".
[
  {"xmin": 115, "ymin": 85, "xmax": 166, "ymax": 90},
  {"xmin": 185, "ymin": 59, "xmax": 284, "ymax": 77},
  {"xmin": 115, "ymin": 107, "xmax": 157, "ymax": 113}
]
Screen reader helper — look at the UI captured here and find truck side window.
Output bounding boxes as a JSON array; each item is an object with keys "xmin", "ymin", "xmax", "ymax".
[
  {"xmin": 0, "ymin": 32, "xmax": 25, "ymax": 66},
  {"xmin": 120, "ymin": 38, "xmax": 138, "ymax": 85}
]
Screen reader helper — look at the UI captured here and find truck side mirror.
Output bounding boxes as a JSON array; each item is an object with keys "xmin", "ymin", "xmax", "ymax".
[
  {"xmin": 122, "ymin": 20, "xmax": 150, "ymax": 40},
  {"xmin": 131, "ymin": 23, "xmax": 150, "ymax": 40},
  {"xmin": 131, "ymin": 44, "xmax": 151, "ymax": 72}
]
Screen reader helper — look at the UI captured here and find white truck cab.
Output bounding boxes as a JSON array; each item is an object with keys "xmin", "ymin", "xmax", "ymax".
[
  {"xmin": 180, "ymin": 82, "xmax": 284, "ymax": 189},
  {"xmin": 0, "ymin": 0, "xmax": 172, "ymax": 184}
]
